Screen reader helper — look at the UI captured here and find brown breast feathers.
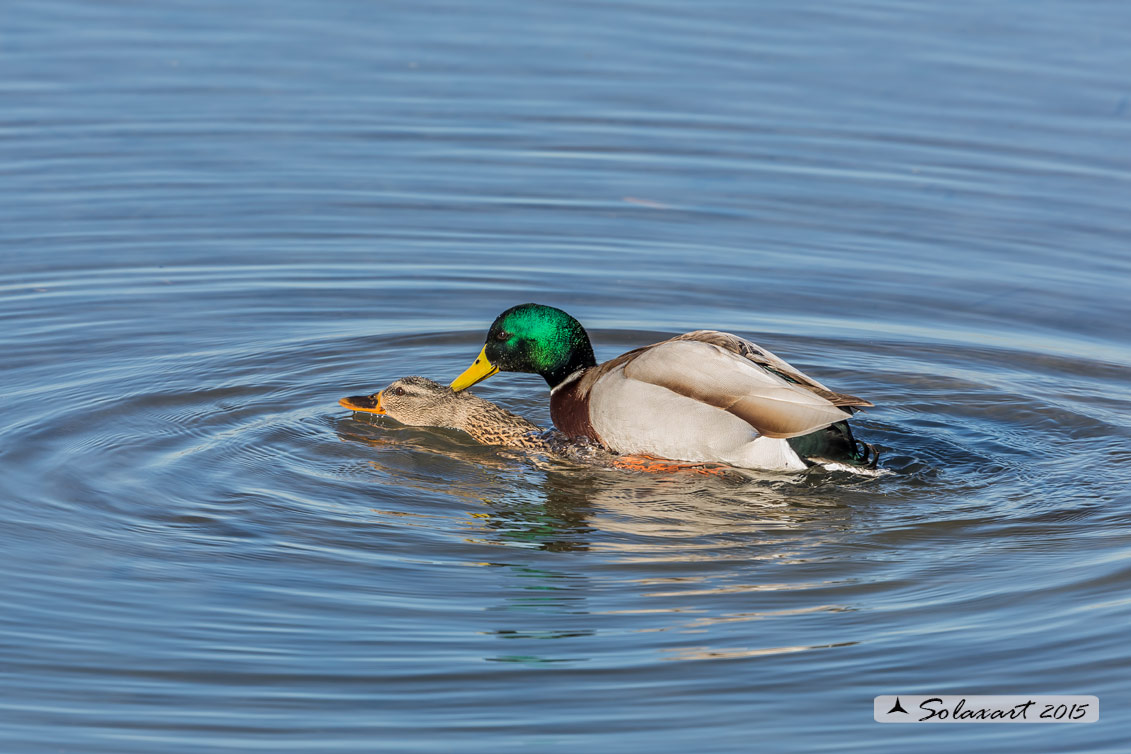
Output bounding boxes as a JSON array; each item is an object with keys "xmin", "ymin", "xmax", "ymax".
[{"xmin": 549, "ymin": 371, "xmax": 602, "ymax": 444}]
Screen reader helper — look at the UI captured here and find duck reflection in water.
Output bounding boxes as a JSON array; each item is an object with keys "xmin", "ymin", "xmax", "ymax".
[
  {"xmin": 335, "ymin": 376, "xmax": 869, "ymax": 554},
  {"xmin": 336, "ymin": 382, "xmax": 869, "ymax": 665}
]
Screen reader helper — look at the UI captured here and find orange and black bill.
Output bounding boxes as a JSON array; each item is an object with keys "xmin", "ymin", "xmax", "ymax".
[{"xmin": 339, "ymin": 392, "xmax": 386, "ymax": 414}]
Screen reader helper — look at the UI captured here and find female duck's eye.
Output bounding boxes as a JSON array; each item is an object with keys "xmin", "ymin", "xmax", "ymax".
[
  {"xmin": 393, "ymin": 387, "xmax": 406, "ymax": 396},
  {"xmin": 496, "ymin": 330, "xmax": 511, "ymax": 341}
]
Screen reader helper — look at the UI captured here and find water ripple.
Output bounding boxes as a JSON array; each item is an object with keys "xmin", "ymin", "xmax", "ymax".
[{"xmin": 4, "ymin": 0, "xmax": 1131, "ymax": 751}]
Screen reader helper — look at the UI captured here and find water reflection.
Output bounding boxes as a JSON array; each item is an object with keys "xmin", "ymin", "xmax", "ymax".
[
  {"xmin": 336, "ymin": 414, "xmax": 882, "ymax": 664},
  {"xmin": 661, "ymin": 640, "xmax": 858, "ymax": 662},
  {"xmin": 477, "ymin": 475, "xmax": 598, "ymax": 553},
  {"xmin": 334, "ymin": 412, "xmax": 875, "ymax": 549}
]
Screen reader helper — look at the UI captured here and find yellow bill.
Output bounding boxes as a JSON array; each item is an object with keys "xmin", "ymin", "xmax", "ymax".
[
  {"xmin": 450, "ymin": 345, "xmax": 499, "ymax": 391},
  {"xmin": 339, "ymin": 392, "xmax": 386, "ymax": 414}
]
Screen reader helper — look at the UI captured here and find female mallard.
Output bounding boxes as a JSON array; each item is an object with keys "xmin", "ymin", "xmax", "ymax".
[
  {"xmin": 340, "ymin": 376, "xmax": 730, "ymax": 474},
  {"xmin": 340, "ymin": 376, "xmax": 550, "ymax": 449},
  {"xmin": 449, "ymin": 304, "xmax": 877, "ymax": 471}
]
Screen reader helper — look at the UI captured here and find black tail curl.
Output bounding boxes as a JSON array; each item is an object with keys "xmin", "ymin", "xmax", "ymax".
[{"xmin": 788, "ymin": 420, "xmax": 880, "ymax": 470}]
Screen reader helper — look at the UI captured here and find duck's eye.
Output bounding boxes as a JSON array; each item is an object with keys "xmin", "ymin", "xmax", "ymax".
[
  {"xmin": 393, "ymin": 387, "xmax": 406, "ymax": 396},
  {"xmin": 496, "ymin": 330, "xmax": 511, "ymax": 341}
]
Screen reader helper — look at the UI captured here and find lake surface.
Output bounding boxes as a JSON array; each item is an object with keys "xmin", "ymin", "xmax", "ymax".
[{"xmin": 3, "ymin": 1, "xmax": 1130, "ymax": 751}]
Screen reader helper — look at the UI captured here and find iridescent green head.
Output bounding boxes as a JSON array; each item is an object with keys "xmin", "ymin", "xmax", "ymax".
[{"xmin": 450, "ymin": 303, "xmax": 597, "ymax": 390}]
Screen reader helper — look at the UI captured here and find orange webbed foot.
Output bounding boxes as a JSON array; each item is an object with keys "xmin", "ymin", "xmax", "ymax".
[{"xmin": 611, "ymin": 454, "xmax": 732, "ymax": 476}]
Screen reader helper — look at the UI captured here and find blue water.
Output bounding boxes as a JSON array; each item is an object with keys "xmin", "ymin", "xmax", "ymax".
[{"xmin": 3, "ymin": 1, "xmax": 1130, "ymax": 752}]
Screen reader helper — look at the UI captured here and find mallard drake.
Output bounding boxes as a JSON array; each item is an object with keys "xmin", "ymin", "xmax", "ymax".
[
  {"xmin": 340, "ymin": 376, "xmax": 551, "ymax": 450},
  {"xmin": 449, "ymin": 304, "xmax": 877, "ymax": 471}
]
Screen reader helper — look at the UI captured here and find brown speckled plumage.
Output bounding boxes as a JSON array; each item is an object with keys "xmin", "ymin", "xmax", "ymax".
[
  {"xmin": 365, "ymin": 376, "xmax": 552, "ymax": 451},
  {"xmin": 457, "ymin": 398, "xmax": 549, "ymax": 449}
]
